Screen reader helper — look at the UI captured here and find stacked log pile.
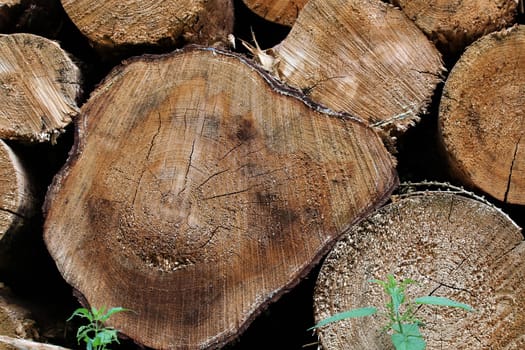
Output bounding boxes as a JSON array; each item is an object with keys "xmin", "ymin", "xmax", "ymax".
[{"xmin": 0, "ymin": 0, "xmax": 523, "ymax": 349}]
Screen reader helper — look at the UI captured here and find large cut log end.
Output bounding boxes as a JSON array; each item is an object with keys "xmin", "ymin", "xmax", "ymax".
[
  {"xmin": 43, "ymin": 47, "xmax": 397, "ymax": 349},
  {"xmin": 314, "ymin": 191, "xmax": 524, "ymax": 349},
  {"xmin": 439, "ymin": 25, "xmax": 525, "ymax": 205},
  {"xmin": 270, "ymin": 0, "xmax": 445, "ymax": 134}
]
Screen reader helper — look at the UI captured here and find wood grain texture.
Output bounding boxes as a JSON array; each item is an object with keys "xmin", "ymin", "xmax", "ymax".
[
  {"xmin": 389, "ymin": 0, "xmax": 517, "ymax": 55},
  {"xmin": 241, "ymin": 0, "xmax": 307, "ymax": 26},
  {"xmin": 271, "ymin": 0, "xmax": 444, "ymax": 133},
  {"xmin": 43, "ymin": 47, "xmax": 398, "ymax": 349},
  {"xmin": 0, "ymin": 140, "xmax": 34, "ymax": 242},
  {"xmin": 439, "ymin": 25, "xmax": 525, "ymax": 205},
  {"xmin": 314, "ymin": 192, "xmax": 525, "ymax": 349},
  {"xmin": 60, "ymin": 0, "xmax": 234, "ymax": 52},
  {"xmin": 0, "ymin": 33, "xmax": 81, "ymax": 142}
]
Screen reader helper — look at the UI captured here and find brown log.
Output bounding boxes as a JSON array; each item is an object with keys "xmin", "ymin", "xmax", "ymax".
[
  {"xmin": 438, "ymin": 25, "xmax": 525, "ymax": 205},
  {"xmin": 0, "ymin": 283, "xmax": 39, "ymax": 350},
  {"xmin": 43, "ymin": 47, "xmax": 398, "ymax": 349},
  {"xmin": 313, "ymin": 191, "xmax": 525, "ymax": 349},
  {"xmin": 388, "ymin": 0, "xmax": 517, "ymax": 56},
  {"xmin": 60, "ymin": 0, "xmax": 234, "ymax": 54},
  {"xmin": 0, "ymin": 140, "xmax": 35, "ymax": 244},
  {"xmin": 248, "ymin": 0, "xmax": 444, "ymax": 134},
  {"xmin": 241, "ymin": 0, "xmax": 307, "ymax": 26},
  {"xmin": 0, "ymin": 33, "xmax": 81, "ymax": 143}
]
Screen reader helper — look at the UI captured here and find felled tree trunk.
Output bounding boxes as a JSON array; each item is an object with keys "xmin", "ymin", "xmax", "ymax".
[
  {"xmin": 249, "ymin": 0, "xmax": 444, "ymax": 134},
  {"xmin": 241, "ymin": 0, "xmax": 307, "ymax": 26},
  {"xmin": 313, "ymin": 191, "xmax": 525, "ymax": 349},
  {"xmin": 43, "ymin": 47, "xmax": 398, "ymax": 350},
  {"xmin": 0, "ymin": 33, "xmax": 81, "ymax": 143},
  {"xmin": 60, "ymin": 0, "xmax": 234, "ymax": 54},
  {"xmin": 438, "ymin": 25, "xmax": 525, "ymax": 205},
  {"xmin": 388, "ymin": 0, "xmax": 517, "ymax": 56},
  {"xmin": 0, "ymin": 140, "xmax": 35, "ymax": 245},
  {"xmin": 0, "ymin": 283, "xmax": 39, "ymax": 350}
]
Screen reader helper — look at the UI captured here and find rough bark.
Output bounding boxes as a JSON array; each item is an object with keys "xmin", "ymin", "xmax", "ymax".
[
  {"xmin": 0, "ymin": 33, "xmax": 81, "ymax": 143},
  {"xmin": 241, "ymin": 0, "xmax": 307, "ymax": 26},
  {"xmin": 388, "ymin": 0, "xmax": 517, "ymax": 56},
  {"xmin": 43, "ymin": 47, "xmax": 398, "ymax": 350},
  {"xmin": 252, "ymin": 0, "xmax": 444, "ymax": 134},
  {"xmin": 60, "ymin": 0, "xmax": 234, "ymax": 54},
  {"xmin": 0, "ymin": 140, "xmax": 34, "ymax": 243},
  {"xmin": 313, "ymin": 191, "xmax": 525, "ymax": 349},
  {"xmin": 438, "ymin": 25, "xmax": 525, "ymax": 205}
]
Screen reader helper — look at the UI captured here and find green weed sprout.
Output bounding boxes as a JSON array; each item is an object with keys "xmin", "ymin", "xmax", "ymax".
[
  {"xmin": 67, "ymin": 306, "xmax": 129, "ymax": 350},
  {"xmin": 310, "ymin": 274, "xmax": 473, "ymax": 350}
]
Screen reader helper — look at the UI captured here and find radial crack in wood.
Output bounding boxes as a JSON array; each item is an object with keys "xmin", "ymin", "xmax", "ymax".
[
  {"xmin": 262, "ymin": 0, "xmax": 444, "ymax": 134},
  {"xmin": 60, "ymin": 0, "xmax": 234, "ymax": 54},
  {"xmin": 388, "ymin": 0, "xmax": 517, "ymax": 56},
  {"xmin": 314, "ymin": 192, "xmax": 524, "ymax": 349},
  {"xmin": 43, "ymin": 47, "xmax": 398, "ymax": 350},
  {"xmin": 0, "ymin": 33, "xmax": 81, "ymax": 143},
  {"xmin": 438, "ymin": 25, "xmax": 525, "ymax": 205}
]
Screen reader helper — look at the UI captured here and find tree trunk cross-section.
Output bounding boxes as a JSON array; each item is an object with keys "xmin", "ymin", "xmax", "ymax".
[
  {"xmin": 389, "ymin": 0, "xmax": 517, "ymax": 55},
  {"xmin": 60, "ymin": 0, "xmax": 234, "ymax": 53},
  {"xmin": 0, "ymin": 33, "xmax": 81, "ymax": 143},
  {"xmin": 43, "ymin": 47, "xmax": 398, "ymax": 349},
  {"xmin": 313, "ymin": 192, "xmax": 525, "ymax": 349},
  {"xmin": 266, "ymin": 0, "xmax": 444, "ymax": 133},
  {"xmin": 0, "ymin": 139, "xmax": 34, "ymax": 243},
  {"xmin": 439, "ymin": 25, "xmax": 525, "ymax": 205}
]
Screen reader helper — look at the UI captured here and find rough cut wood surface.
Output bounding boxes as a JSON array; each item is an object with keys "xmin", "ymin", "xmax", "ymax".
[
  {"xmin": 0, "ymin": 283, "xmax": 39, "ymax": 350},
  {"xmin": 0, "ymin": 140, "xmax": 34, "ymax": 243},
  {"xmin": 264, "ymin": 0, "xmax": 444, "ymax": 133},
  {"xmin": 43, "ymin": 47, "xmax": 398, "ymax": 350},
  {"xmin": 389, "ymin": 0, "xmax": 517, "ymax": 55},
  {"xmin": 439, "ymin": 25, "xmax": 525, "ymax": 205},
  {"xmin": 241, "ymin": 0, "xmax": 307, "ymax": 26},
  {"xmin": 0, "ymin": 33, "xmax": 81, "ymax": 142},
  {"xmin": 313, "ymin": 192, "xmax": 525, "ymax": 349},
  {"xmin": 60, "ymin": 0, "xmax": 234, "ymax": 53}
]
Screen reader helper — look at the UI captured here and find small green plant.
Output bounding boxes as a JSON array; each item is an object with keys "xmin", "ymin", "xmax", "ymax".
[
  {"xmin": 310, "ymin": 275, "xmax": 473, "ymax": 350},
  {"xmin": 67, "ymin": 306, "xmax": 128, "ymax": 350}
]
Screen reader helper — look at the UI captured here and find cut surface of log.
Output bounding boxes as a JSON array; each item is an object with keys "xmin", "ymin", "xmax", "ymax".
[
  {"xmin": 43, "ymin": 47, "xmax": 398, "ymax": 349},
  {"xmin": 313, "ymin": 192, "xmax": 524, "ymax": 349},
  {"xmin": 0, "ymin": 33, "xmax": 81, "ymax": 142},
  {"xmin": 0, "ymin": 283, "xmax": 39, "ymax": 350},
  {"xmin": 389, "ymin": 0, "xmax": 517, "ymax": 55},
  {"xmin": 60, "ymin": 0, "xmax": 234, "ymax": 52},
  {"xmin": 261, "ymin": 0, "xmax": 444, "ymax": 133},
  {"xmin": 0, "ymin": 140, "xmax": 34, "ymax": 242},
  {"xmin": 439, "ymin": 25, "xmax": 525, "ymax": 205},
  {"xmin": 241, "ymin": 0, "xmax": 307, "ymax": 26}
]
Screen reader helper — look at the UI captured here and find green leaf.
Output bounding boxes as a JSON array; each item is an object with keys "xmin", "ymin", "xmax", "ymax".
[
  {"xmin": 308, "ymin": 307, "xmax": 377, "ymax": 330},
  {"xmin": 414, "ymin": 296, "xmax": 473, "ymax": 311},
  {"xmin": 99, "ymin": 307, "xmax": 129, "ymax": 322},
  {"xmin": 391, "ymin": 323, "xmax": 426, "ymax": 350},
  {"xmin": 67, "ymin": 308, "xmax": 93, "ymax": 322}
]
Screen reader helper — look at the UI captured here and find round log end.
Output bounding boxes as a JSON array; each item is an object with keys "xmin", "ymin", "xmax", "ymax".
[
  {"xmin": 0, "ymin": 33, "xmax": 81, "ymax": 143},
  {"xmin": 439, "ymin": 25, "xmax": 525, "ymax": 205}
]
